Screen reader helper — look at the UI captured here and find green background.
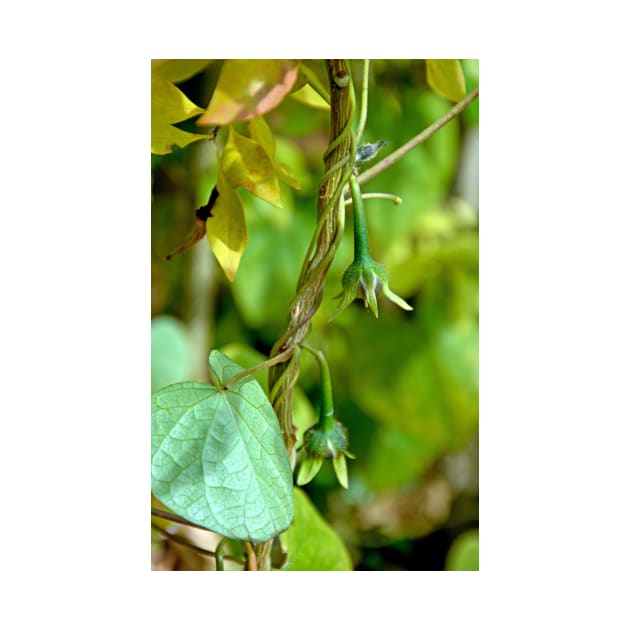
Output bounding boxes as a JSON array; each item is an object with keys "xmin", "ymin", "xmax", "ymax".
[{"xmin": 151, "ymin": 59, "xmax": 479, "ymax": 570}]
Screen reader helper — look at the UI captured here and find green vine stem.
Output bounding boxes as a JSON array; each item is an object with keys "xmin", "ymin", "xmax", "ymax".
[
  {"xmin": 355, "ymin": 59, "xmax": 370, "ymax": 145},
  {"xmin": 349, "ymin": 173, "xmax": 371, "ymax": 264},
  {"xmin": 345, "ymin": 192, "xmax": 402, "ymax": 206},
  {"xmin": 300, "ymin": 343, "xmax": 335, "ymax": 429},
  {"xmin": 252, "ymin": 60, "xmax": 356, "ymax": 570}
]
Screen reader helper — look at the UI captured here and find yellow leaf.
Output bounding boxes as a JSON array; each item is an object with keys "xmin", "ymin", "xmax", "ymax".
[
  {"xmin": 207, "ymin": 163, "xmax": 248, "ymax": 282},
  {"xmin": 275, "ymin": 162, "xmax": 301, "ymax": 191},
  {"xmin": 249, "ymin": 117, "xmax": 301, "ymax": 191},
  {"xmin": 222, "ymin": 127, "xmax": 282, "ymax": 208},
  {"xmin": 248, "ymin": 116, "xmax": 276, "ymax": 159},
  {"xmin": 198, "ymin": 60, "xmax": 299, "ymax": 125},
  {"xmin": 426, "ymin": 59, "xmax": 467, "ymax": 102},
  {"xmin": 151, "ymin": 59, "xmax": 212, "ymax": 83},
  {"xmin": 151, "ymin": 74, "xmax": 209, "ymax": 154},
  {"xmin": 290, "ymin": 83, "xmax": 330, "ymax": 111}
]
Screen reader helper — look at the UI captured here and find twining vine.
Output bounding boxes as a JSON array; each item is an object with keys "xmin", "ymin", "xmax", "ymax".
[{"xmin": 152, "ymin": 59, "xmax": 479, "ymax": 570}]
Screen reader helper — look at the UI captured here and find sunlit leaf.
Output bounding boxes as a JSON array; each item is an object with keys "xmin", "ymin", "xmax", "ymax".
[
  {"xmin": 199, "ymin": 59, "xmax": 299, "ymax": 125},
  {"xmin": 248, "ymin": 116, "xmax": 276, "ymax": 159},
  {"xmin": 291, "ymin": 83, "xmax": 330, "ymax": 110},
  {"xmin": 151, "ymin": 74, "xmax": 210, "ymax": 154},
  {"xmin": 222, "ymin": 126, "xmax": 282, "ymax": 207},
  {"xmin": 426, "ymin": 59, "xmax": 467, "ymax": 102},
  {"xmin": 280, "ymin": 488, "xmax": 352, "ymax": 570},
  {"xmin": 151, "ymin": 59, "xmax": 212, "ymax": 83},
  {"xmin": 151, "ymin": 315, "xmax": 193, "ymax": 393},
  {"xmin": 248, "ymin": 117, "xmax": 301, "ymax": 191},
  {"xmin": 276, "ymin": 162, "xmax": 301, "ymax": 190},
  {"xmin": 151, "ymin": 351, "xmax": 294, "ymax": 543},
  {"xmin": 207, "ymin": 161, "xmax": 247, "ymax": 281}
]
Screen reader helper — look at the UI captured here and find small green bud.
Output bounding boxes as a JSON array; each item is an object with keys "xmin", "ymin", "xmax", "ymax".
[
  {"xmin": 331, "ymin": 257, "xmax": 413, "ymax": 320},
  {"xmin": 303, "ymin": 419, "xmax": 349, "ymax": 459},
  {"xmin": 297, "ymin": 419, "xmax": 354, "ymax": 489}
]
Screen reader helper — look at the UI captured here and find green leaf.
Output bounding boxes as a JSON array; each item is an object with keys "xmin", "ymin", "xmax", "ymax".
[
  {"xmin": 446, "ymin": 529, "xmax": 479, "ymax": 570},
  {"xmin": 218, "ymin": 342, "xmax": 316, "ymax": 439},
  {"xmin": 151, "ymin": 59, "xmax": 212, "ymax": 83},
  {"xmin": 222, "ymin": 126, "xmax": 282, "ymax": 207},
  {"xmin": 151, "ymin": 315, "xmax": 192, "ymax": 393},
  {"xmin": 151, "ymin": 74, "xmax": 210, "ymax": 155},
  {"xmin": 199, "ymin": 59, "xmax": 299, "ymax": 125},
  {"xmin": 151, "ymin": 351, "xmax": 294, "ymax": 543},
  {"xmin": 426, "ymin": 59, "xmax": 467, "ymax": 102},
  {"xmin": 207, "ymin": 158, "xmax": 248, "ymax": 281},
  {"xmin": 280, "ymin": 488, "xmax": 352, "ymax": 570},
  {"xmin": 340, "ymin": 313, "xmax": 478, "ymax": 478},
  {"xmin": 232, "ymin": 208, "xmax": 311, "ymax": 338}
]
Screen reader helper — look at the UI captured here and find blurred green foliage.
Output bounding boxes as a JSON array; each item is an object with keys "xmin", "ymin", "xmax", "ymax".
[{"xmin": 151, "ymin": 60, "xmax": 478, "ymax": 570}]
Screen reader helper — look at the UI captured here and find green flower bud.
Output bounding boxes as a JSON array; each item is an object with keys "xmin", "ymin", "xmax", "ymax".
[
  {"xmin": 297, "ymin": 418, "xmax": 354, "ymax": 489},
  {"xmin": 303, "ymin": 419, "xmax": 349, "ymax": 459},
  {"xmin": 331, "ymin": 257, "xmax": 413, "ymax": 320}
]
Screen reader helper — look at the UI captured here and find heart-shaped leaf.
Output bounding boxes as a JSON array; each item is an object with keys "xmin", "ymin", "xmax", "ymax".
[{"xmin": 151, "ymin": 351, "xmax": 294, "ymax": 543}]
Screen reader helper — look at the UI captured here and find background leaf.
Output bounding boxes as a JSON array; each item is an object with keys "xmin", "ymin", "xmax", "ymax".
[
  {"xmin": 426, "ymin": 59, "xmax": 467, "ymax": 102},
  {"xmin": 151, "ymin": 59, "xmax": 212, "ymax": 84},
  {"xmin": 151, "ymin": 351, "xmax": 294, "ymax": 543},
  {"xmin": 199, "ymin": 60, "xmax": 299, "ymax": 125},
  {"xmin": 151, "ymin": 315, "xmax": 193, "ymax": 393},
  {"xmin": 151, "ymin": 74, "xmax": 210, "ymax": 154},
  {"xmin": 280, "ymin": 487, "xmax": 352, "ymax": 570},
  {"xmin": 207, "ymin": 159, "xmax": 248, "ymax": 281},
  {"xmin": 445, "ymin": 529, "xmax": 479, "ymax": 570}
]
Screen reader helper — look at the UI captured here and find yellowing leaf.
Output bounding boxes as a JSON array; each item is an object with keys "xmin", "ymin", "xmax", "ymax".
[
  {"xmin": 199, "ymin": 59, "xmax": 299, "ymax": 125},
  {"xmin": 248, "ymin": 117, "xmax": 301, "ymax": 191},
  {"xmin": 426, "ymin": 59, "xmax": 467, "ymax": 102},
  {"xmin": 222, "ymin": 126, "xmax": 282, "ymax": 207},
  {"xmin": 275, "ymin": 162, "xmax": 301, "ymax": 190},
  {"xmin": 207, "ymin": 162, "xmax": 247, "ymax": 281},
  {"xmin": 151, "ymin": 73, "xmax": 209, "ymax": 154},
  {"xmin": 248, "ymin": 116, "xmax": 276, "ymax": 159},
  {"xmin": 291, "ymin": 83, "xmax": 330, "ymax": 110},
  {"xmin": 151, "ymin": 59, "xmax": 212, "ymax": 83}
]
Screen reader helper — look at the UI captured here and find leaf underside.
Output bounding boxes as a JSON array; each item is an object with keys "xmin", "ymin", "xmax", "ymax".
[{"xmin": 151, "ymin": 351, "xmax": 293, "ymax": 543}]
